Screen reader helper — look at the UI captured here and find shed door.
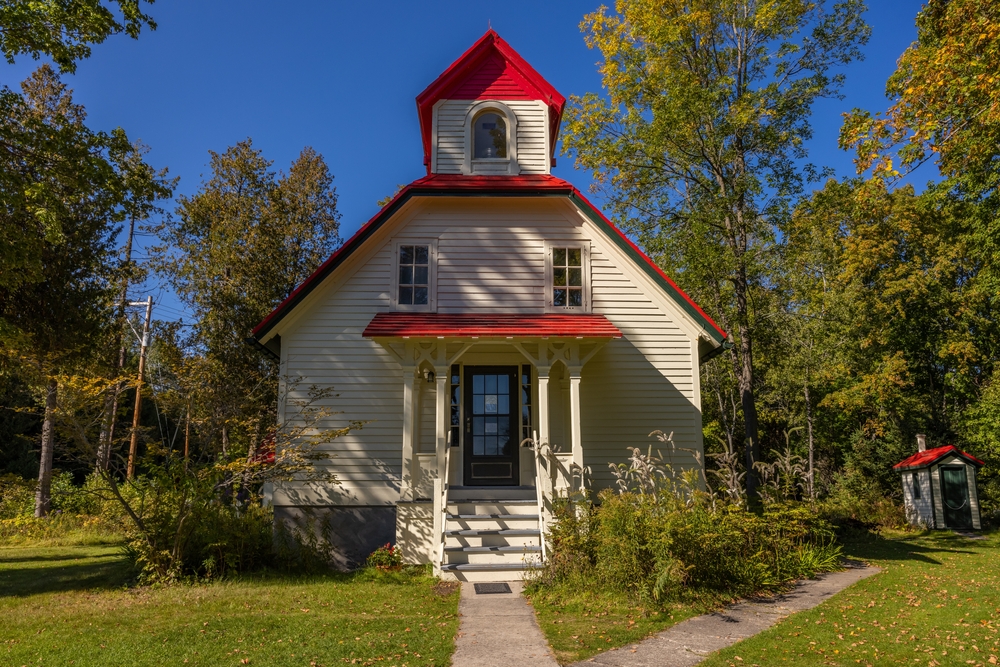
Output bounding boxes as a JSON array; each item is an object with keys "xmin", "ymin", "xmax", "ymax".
[
  {"xmin": 463, "ymin": 366, "xmax": 519, "ymax": 486},
  {"xmin": 941, "ymin": 466, "xmax": 973, "ymax": 529}
]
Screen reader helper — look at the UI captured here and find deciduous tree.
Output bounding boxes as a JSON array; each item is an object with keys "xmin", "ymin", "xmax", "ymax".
[{"xmin": 563, "ymin": 0, "xmax": 869, "ymax": 494}]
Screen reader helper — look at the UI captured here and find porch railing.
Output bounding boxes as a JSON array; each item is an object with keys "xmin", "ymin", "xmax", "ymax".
[{"xmin": 434, "ymin": 433, "xmax": 452, "ymax": 569}]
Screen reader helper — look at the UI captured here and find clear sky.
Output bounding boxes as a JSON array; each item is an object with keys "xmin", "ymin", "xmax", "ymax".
[{"xmin": 1, "ymin": 0, "xmax": 926, "ymax": 324}]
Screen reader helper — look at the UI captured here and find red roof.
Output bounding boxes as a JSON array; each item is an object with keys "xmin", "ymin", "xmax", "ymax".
[
  {"xmin": 893, "ymin": 445, "xmax": 985, "ymax": 471},
  {"xmin": 363, "ymin": 313, "xmax": 623, "ymax": 339},
  {"xmin": 250, "ymin": 174, "xmax": 728, "ymax": 355},
  {"xmin": 415, "ymin": 30, "xmax": 566, "ymax": 172}
]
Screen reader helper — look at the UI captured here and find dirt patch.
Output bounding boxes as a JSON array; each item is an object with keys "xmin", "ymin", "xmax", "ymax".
[{"xmin": 432, "ymin": 581, "xmax": 459, "ymax": 597}]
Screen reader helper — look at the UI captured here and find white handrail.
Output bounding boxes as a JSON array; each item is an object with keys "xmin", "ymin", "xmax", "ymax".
[
  {"xmin": 438, "ymin": 433, "xmax": 452, "ymax": 567},
  {"xmin": 531, "ymin": 430, "xmax": 547, "ymax": 563}
]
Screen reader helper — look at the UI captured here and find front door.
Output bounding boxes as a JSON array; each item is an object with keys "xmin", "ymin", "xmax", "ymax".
[
  {"xmin": 463, "ymin": 366, "xmax": 519, "ymax": 486},
  {"xmin": 941, "ymin": 466, "xmax": 973, "ymax": 529}
]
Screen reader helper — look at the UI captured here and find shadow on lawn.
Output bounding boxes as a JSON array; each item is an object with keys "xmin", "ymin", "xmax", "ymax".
[
  {"xmin": 841, "ymin": 530, "xmax": 984, "ymax": 566},
  {"xmin": 0, "ymin": 553, "xmax": 133, "ymax": 598}
]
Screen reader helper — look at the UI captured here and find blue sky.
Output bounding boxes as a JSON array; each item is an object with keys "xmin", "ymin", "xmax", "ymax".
[{"xmin": 1, "ymin": 1, "xmax": 926, "ymax": 324}]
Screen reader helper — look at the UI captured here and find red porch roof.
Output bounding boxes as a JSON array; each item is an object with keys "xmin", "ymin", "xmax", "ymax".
[
  {"xmin": 893, "ymin": 445, "xmax": 985, "ymax": 471},
  {"xmin": 363, "ymin": 313, "xmax": 622, "ymax": 339}
]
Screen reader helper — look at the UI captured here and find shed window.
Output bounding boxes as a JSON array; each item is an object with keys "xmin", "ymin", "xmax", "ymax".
[
  {"xmin": 912, "ymin": 471, "xmax": 921, "ymax": 499},
  {"xmin": 473, "ymin": 111, "xmax": 507, "ymax": 159},
  {"xmin": 398, "ymin": 245, "xmax": 429, "ymax": 306}
]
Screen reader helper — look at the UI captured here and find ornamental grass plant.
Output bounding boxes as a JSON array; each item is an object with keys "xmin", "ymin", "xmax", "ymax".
[{"xmin": 528, "ymin": 433, "xmax": 843, "ymax": 607}]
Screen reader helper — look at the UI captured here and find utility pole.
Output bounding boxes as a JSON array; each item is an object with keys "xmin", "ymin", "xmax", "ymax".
[{"xmin": 126, "ymin": 296, "xmax": 153, "ymax": 479}]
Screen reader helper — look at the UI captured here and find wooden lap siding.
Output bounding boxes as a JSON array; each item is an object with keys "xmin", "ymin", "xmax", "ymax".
[
  {"xmin": 902, "ymin": 469, "xmax": 935, "ymax": 527},
  {"xmin": 275, "ymin": 197, "xmax": 703, "ymax": 507},
  {"xmin": 434, "ymin": 100, "xmax": 549, "ymax": 175}
]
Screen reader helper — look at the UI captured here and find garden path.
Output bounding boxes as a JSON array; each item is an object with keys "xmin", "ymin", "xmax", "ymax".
[
  {"xmin": 452, "ymin": 580, "xmax": 560, "ymax": 667},
  {"xmin": 568, "ymin": 564, "xmax": 880, "ymax": 667}
]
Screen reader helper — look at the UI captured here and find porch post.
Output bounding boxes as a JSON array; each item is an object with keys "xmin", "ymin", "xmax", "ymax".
[
  {"xmin": 434, "ymin": 367, "xmax": 448, "ymax": 485},
  {"xmin": 537, "ymin": 366, "xmax": 551, "ymax": 448},
  {"xmin": 401, "ymin": 364, "xmax": 417, "ymax": 502},
  {"xmin": 568, "ymin": 365, "xmax": 583, "ymax": 472}
]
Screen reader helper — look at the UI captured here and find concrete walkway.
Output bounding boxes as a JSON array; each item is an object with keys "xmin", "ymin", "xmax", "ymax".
[
  {"xmin": 569, "ymin": 565, "xmax": 881, "ymax": 667},
  {"xmin": 452, "ymin": 580, "xmax": 560, "ymax": 667}
]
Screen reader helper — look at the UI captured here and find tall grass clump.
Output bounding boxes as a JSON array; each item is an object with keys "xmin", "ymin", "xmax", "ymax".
[{"xmin": 529, "ymin": 432, "xmax": 842, "ymax": 606}]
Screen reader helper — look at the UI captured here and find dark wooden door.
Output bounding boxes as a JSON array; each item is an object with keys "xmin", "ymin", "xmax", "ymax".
[
  {"xmin": 941, "ymin": 466, "xmax": 973, "ymax": 529},
  {"xmin": 463, "ymin": 366, "xmax": 519, "ymax": 486}
]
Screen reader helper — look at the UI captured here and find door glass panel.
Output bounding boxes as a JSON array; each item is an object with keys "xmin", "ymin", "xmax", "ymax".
[{"xmin": 470, "ymin": 371, "xmax": 512, "ymax": 456}]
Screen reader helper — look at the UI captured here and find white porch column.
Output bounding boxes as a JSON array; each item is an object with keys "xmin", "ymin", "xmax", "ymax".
[
  {"xmin": 435, "ymin": 368, "xmax": 448, "ymax": 485},
  {"xmin": 568, "ymin": 365, "xmax": 583, "ymax": 472},
  {"xmin": 400, "ymin": 364, "xmax": 417, "ymax": 502},
  {"xmin": 537, "ymin": 366, "xmax": 551, "ymax": 447}
]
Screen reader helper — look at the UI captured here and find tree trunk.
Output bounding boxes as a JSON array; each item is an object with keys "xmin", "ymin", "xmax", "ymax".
[
  {"xmin": 804, "ymin": 379, "xmax": 815, "ymax": 500},
  {"xmin": 35, "ymin": 378, "xmax": 58, "ymax": 518},
  {"xmin": 736, "ymin": 325, "xmax": 760, "ymax": 499}
]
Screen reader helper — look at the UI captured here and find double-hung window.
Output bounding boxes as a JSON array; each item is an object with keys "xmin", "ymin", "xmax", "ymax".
[
  {"xmin": 544, "ymin": 243, "xmax": 589, "ymax": 312},
  {"xmin": 393, "ymin": 242, "xmax": 436, "ymax": 310}
]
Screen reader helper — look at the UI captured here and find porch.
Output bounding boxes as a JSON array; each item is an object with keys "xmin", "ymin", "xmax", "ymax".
[{"xmin": 363, "ymin": 313, "xmax": 622, "ymax": 579}]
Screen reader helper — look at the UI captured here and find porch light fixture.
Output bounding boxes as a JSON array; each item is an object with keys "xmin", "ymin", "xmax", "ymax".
[{"xmin": 423, "ymin": 369, "xmax": 435, "ymax": 383}]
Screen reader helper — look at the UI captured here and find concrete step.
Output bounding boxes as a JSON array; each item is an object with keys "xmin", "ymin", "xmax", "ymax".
[
  {"xmin": 446, "ymin": 529, "xmax": 540, "ymax": 537},
  {"xmin": 449, "ymin": 486, "xmax": 537, "ymax": 501},
  {"xmin": 446, "ymin": 517, "xmax": 539, "ymax": 532},
  {"xmin": 439, "ymin": 561, "xmax": 544, "ymax": 582},
  {"xmin": 444, "ymin": 545, "xmax": 542, "ymax": 553},
  {"xmin": 447, "ymin": 513, "xmax": 540, "ymax": 520},
  {"xmin": 445, "ymin": 533, "xmax": 540, "ymax": 549},
  {"xmin": 443, "ymin": 551, "xmax": 542, "ymax": 566},
  {"xmin": 447, "ymin": 501, "xmax": 537, "ymax": 516}
]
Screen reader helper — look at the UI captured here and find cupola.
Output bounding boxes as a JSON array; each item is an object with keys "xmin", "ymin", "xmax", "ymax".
[{"xmin": 416, "ymin": 30, "xmax": 566, "ymax": 176}]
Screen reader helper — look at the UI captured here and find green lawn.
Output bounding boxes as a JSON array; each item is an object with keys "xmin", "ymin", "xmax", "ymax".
[
  {"xmin": 701, "ymin": 530, "xmax": 1000, "ymax": 667},
  {"xmin": 525, "ymin": 582, "xmax": 715, "ymax": 664},
  {"xmin": 0, "ymin": 544, "xmax": 460, "ymax": 667}
]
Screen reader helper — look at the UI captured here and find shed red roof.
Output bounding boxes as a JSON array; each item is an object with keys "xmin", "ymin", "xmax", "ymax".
[
  {"xmin": 893, "ymin": 445, "xmax": 985, "ymax": 471},
  {"xmin": 362, "ymin": 313, "xmax": 623, "ymax": 339},
  {"xmin": 415, "ymin": 30, "xmax": 566, "ymax": 171}
]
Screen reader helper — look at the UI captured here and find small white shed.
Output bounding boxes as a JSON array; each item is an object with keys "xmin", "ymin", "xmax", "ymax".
[{"xmin": 894, "ymin": 434, "xmax": 984, "ymax": 530}]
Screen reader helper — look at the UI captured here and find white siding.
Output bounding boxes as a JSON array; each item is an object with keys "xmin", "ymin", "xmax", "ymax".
[
  {"xmin": 902, "ymin": 470, "xmax": 934, "ymax": 528},
  {"xmin": 433, "ymin": 100, "xmax": 550, "ymax": 175},
  {"xmin": 273, "ymin": 197, "xmax": 705, "ymax": 507}
]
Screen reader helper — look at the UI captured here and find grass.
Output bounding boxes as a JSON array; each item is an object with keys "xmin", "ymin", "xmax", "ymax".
[
  {"xmin": 700, "ymin": 529, "xmax": 1000, "ymax": 667},
  {"xmin": 0, "ymin": 543, "xmax": 460, "ymax": 667},
  {"xmin": 525, "ymin": 580, "xmax": 719, "ymax": 664}
]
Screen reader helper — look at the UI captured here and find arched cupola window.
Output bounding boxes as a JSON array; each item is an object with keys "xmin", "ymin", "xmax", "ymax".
[
  {"xmin": 463, "ymin": 101, "xmax": 519, "ymax": 175},
  {"xmin": 473, "ymin": 110, "xmax": 508, "ymax": 159}
]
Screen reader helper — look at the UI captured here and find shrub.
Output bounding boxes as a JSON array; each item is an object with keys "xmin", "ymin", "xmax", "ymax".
[
  {"xmin": 365, "ymin": 543, "xmax": 403, "ymax": 570},
  {"xmin": 530, "ymin": 441, "xmax": 842, "ymax": 606},
  {"xmin": 0, "ymin": 474, "xmax": 34, "ymax": 519}
]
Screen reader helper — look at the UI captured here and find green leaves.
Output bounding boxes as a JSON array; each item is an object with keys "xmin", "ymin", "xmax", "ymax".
[{"xmin": 0, "ymin": 0, "xmax": 156, "ymax": 73}]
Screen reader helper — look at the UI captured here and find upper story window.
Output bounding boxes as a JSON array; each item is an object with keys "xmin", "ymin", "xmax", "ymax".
[
  {"xmin": 473, "ymin": 111, "xmax": 508, "ymax": 159},
  {"xmin": 394, "ymin": 242, "xmax": 436, "ymax": 310},
  {"xmin": 545, "ymin": 244, "xmax": 589, "ymax": 312}
]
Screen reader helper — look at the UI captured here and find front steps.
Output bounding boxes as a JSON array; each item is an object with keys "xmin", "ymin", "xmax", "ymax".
[{"xmin": 438, "ymin": 486, "xmax": 543, "ymax": 582}]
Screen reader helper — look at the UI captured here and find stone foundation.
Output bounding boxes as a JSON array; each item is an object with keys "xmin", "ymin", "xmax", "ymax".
[{"xmin": 274, "ymin": 505, "xmax": 396, "ymax": 571}]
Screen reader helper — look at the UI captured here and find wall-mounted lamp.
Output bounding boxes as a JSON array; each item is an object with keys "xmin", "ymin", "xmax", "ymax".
[{"xmin": 423, "ymin": 369, "xmax": 435, "ymax": 383}]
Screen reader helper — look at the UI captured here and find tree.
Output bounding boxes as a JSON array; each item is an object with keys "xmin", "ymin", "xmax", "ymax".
[
  {"xmin": 0, "ymin": 0, "xmax": 156, "ymax": 73},
  {"xmin": 0, "ymin": 66, "xmax": 169, "ymax": 515},
  {"xmin": 152, "ymin": 141, "xmax": 341, "ymax": 460},
  {"xmin": 563, "ymin": 0, "xmax": 869, "ymax": 495}
]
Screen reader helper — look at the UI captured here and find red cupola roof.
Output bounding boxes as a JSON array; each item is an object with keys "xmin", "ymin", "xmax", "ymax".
[{"xmin": 415, "ymin": 30, "xmax": 566, "ymax": 171}]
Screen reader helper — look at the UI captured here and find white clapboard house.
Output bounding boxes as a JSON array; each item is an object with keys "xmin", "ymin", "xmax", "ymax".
[{"xmin": 250, "ymin": 30, "xmax": 728, "ymax": 580}]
